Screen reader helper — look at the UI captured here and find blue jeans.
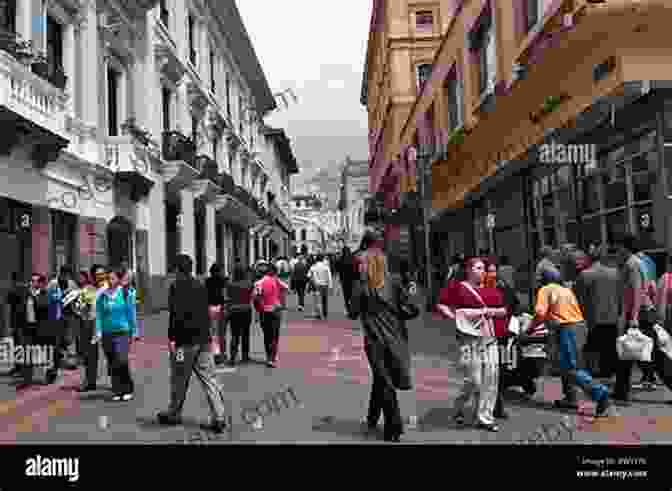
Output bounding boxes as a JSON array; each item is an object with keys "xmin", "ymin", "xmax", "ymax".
[
  {"xmin": 102, "ymin": 334, "xmax": 134, "ymax": 395},
  {"xmin": 557, "ymin": 324, "xmax": 608, "ymax": 402}
]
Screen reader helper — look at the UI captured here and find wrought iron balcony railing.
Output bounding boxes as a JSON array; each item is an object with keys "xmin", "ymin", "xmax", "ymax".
[{"xmin": 162, "ymin": 130, "xmax": 195, "ymax": 167}]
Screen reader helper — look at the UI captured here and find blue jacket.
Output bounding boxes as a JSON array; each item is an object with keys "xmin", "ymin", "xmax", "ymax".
[
  {"xmin": 47, "ymin": 284, "xmax": 63, "ymax": 321},
  {"xmin": 96, "ymin": 287, "xmax": 137, "ymax": 338}
]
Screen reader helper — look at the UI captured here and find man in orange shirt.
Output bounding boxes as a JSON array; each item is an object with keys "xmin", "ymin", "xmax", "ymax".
[{"xmin": 534, "ymin": 269, "xmax": 612, "ymax": 417}]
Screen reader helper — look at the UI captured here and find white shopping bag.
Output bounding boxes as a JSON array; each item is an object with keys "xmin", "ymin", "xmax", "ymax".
[{"xmin": 616, "ymin": 328, "xmax": 653, "ymax": 362}]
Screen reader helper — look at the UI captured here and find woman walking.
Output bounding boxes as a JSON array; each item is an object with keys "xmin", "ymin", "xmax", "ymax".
[
  {"xmin": 253, "ymin": 262, "xmax": 288, "ymax": 368},
  {"xmin": 92, "ymin": 266, "xmax": 139, "ymax": 401},
  {"xmin": 226, "ymin": 265, "xmax": 254, "ymax": 366},
  {"xmin": 437, "ymin": 257, "xmax": 508, "ymax": 432},
  {"xmin": 349, "ymin": 230, "xmax": 413, "ymax": 442},
  {"xmin": 205, "ymin": 264, "xmax": 228, "ymax": 365}
]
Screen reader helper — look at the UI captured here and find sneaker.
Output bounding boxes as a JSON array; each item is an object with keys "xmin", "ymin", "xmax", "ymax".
[
  {"xmin": 595, "ymin": 397, "xmax": 612, "ymax": 417},
  {"xmin": 157, "ymin": 412, "xmax": 182, "ymax": 426},
  {"xmin": 111, "ymin": 395, "xmax": 122, "ymax": 402},
  {"xmin": 553, "ymin": 399, "xmax": 579, "ymax": 410},
  {"xmin": 298, "ymin": 306, "xmax": 304, "ymax": 312},
  {"xmin": 121, "ymin": 393, "xmax": 134, "ymax": 401}
]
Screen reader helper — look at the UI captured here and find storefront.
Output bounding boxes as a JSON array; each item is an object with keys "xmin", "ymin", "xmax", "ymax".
[{"xmin": 432, "ymin": 86, "xmax": 672, "ymax": 302}]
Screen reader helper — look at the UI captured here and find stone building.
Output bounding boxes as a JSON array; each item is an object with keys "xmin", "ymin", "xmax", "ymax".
[
  {"xmin": 0, "ymin": 0, "xmax": 295, "ymax": 313},
  {"xmin": 337, "ymin": 157, "xmax": 369, "ymax": 251}
]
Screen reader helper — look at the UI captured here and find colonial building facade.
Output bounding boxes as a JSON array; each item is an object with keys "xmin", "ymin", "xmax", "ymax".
[
  {"xmin": 338, "ymin": 157, "xmax": 369, "ymax": 251},
  {"xmin": 374, "ymin": 0, "xmax": 672, "ymax": 301},
  {"xmin": 290, "ymin": 194, "xmax": 338, "ymax": 255},
  {"xmin": 0, "ymin": 0, "xmax": 295, "ymax": 313},
  {"xmin": 361, "ymin": 0, "xmax": 450, "ymax": 248}
]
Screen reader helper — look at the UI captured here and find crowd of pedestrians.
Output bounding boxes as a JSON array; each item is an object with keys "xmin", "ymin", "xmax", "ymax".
[{"xmin": 435, "ymin": 232, "xmax": 672, "ymax": 433}]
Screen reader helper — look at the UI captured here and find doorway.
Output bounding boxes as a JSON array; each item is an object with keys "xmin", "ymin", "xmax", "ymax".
[{"xmin": 107, "ymin": 216, "xmax": 134, "ymax": 269}]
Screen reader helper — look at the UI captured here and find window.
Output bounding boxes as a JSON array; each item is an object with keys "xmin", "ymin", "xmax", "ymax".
[
  {"xmin": 0, "ymin": 0, "xmax": 16, "ymax": 32},
  {"xmin": 209, "ymin": 46, "xmax": 216, "ymax": 92},
  {"xmin": 159, "ymin": 0, "xmax": 169, "ymax": 28},
  {"xmin": 161, "ymin": 87, "xmax": 171, "ymax": 132},
  {"xmin": 239, "ymin": 95, "xmax": 244, "ymax": 135},
  {"xmin": 225, "ymin": 75, "xmax": 231, "ymax": 116},
  {"xmin": 525, "ymin": 0, "xmax": 543, "ymax": 32},
  {"xmin": 291, "ymin": 230, "xmax": 296, "ymax": 241},
  {"xmin": 188, "ymin": 15, "xmax": 196, "ymax": 66},
  {"xmin": 445, "ymin": 71, "xmax": 463, "ymax": 131},
  {"xmin": 107, "ymin": 67, "xmax": 120, "ymax": 136},
  {"xmin": 46, "ymin": 16, "xmax": 63, "ymax": 76},
  {"xmin": 416, "ymin": 10, "xmax": 433, "ymax": 29},
  {"xmin": 472, "ymin": 14, "xmax": 496, "ymax": 96},
  {"xmin": 301, "ymin": 229, "xmax": 307, "ymax": 241},
  {"xmin": 417, "ymin": 63, "xmax": 432, "ymax": 90}
]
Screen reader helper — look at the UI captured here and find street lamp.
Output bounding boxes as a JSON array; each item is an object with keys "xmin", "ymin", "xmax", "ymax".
[{"xmin": 409, "ymin": 146, "xmax": 434, "ymax": 312}]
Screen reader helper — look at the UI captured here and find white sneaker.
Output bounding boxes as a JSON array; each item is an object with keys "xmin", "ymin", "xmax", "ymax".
[{"xmin": 121, "ymin": 393, "xmax": 134, "ymax": 401}]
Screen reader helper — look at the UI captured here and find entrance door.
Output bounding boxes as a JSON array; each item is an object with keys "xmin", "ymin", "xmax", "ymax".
[{"xmin": 107, "ymin": 216, "xmax": 134, "ymax": 269}]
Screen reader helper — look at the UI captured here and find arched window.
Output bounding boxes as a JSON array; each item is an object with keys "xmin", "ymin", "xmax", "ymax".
[{"xmin": 300, "ymin": 229, "xmax": 307, "ymax": 241}]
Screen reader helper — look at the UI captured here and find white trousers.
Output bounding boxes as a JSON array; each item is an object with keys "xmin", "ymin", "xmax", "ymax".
[{"xmin": 454, "ymin": 336, "xmax": 499, "ymax": 426}]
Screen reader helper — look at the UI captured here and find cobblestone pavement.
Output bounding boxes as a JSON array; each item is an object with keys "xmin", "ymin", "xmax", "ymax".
[{"xmin": 1, "ymin": 288, "xmax": 672, "ymax": 444}]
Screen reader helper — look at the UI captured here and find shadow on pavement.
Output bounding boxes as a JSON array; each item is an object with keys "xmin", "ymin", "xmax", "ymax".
[
  {"xmin": 136, "ymin": 415, "xmax": 204, "ymax": 431},
  {"xmin": 310, "ymin": 416, "xmax": 372, "ymax": 440},
  {"xmin": 419, "ymin": 407, "xmax": 471, "ymax": 431}
]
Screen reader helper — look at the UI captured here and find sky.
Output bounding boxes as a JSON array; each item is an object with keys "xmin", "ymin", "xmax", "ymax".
[{"xmin": 236, "ymin": 0, "xmax": 372, "ymax": 187}]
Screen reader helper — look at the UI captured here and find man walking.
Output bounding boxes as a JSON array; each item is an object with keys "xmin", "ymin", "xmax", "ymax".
[
  {"xmin": 309, "ymin": 255, "xmax": 333, "ymax": 320},
  {"xmin": 291, "ymin": 255, "xmax": 309, "ymax": 312},
  {"xmin": 575, "ymin": 245, "xmax": 622, "ymax": 379},
  {"xmin": 157, "ymin": 254, "xmax": 228, "ymax": 433},
  {"xmin": 613, "ymin": 235, "xmax": 660, "ymax": 404}
]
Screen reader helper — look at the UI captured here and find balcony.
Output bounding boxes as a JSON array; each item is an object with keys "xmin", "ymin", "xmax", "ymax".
[
  {"xmin": 154, "ymin": 22, "xmax": 185, "ymax": 85},
  {"xmin": 162, "ymin": 130, "xmax": 200, "ymax": 189},
  {"xmin": 190, "ymin": 155, "xmax": 220, "ymax": 203},
  {"xmin": 216, "ymin": 184, "xmax": 260, "ymax": 228},
  {"xmin": 103, "ymin": 137, "xmax": 155, "ymax": 201},
  {"xmin": 0, "ymin": 43, "xmax": 69, "ymax": 168}
]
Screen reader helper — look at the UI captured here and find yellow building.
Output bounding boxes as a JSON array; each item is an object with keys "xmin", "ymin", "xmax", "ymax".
[
  {"xmin": 361, "ymin": 0, "xmax": 452, "ymax": 232},
  {"xmin": 390, "ymin": 0, "xmax": 672, "ymax": 299}
]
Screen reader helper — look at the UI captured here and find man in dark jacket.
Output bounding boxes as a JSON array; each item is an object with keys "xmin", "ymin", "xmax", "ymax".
[
  {"xmin": 575, "ymin": 245, "xmax": 622, "ymax": 378},
  {"xmin": 157, "ymin": 254, "xmax": 228, "ymax": 433},
  {"xmin": 291, "ymin": 256, "xmax": 309, "ymax": 312},
  {"xmin": 18, "ymin": 274, "xmax": 49, "ymax": 387}
]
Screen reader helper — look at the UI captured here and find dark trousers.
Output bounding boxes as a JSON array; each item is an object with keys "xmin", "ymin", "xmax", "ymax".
[
  {"xmin": 365, "ymin": 344, "xmax": 403, "ymax": 437},
  {"xmin": 40, "ymin": 320, "xmax": 65, "ymax": 378},
  {"xmin": 101, "ymin": 334, "xmax": 134, "ymax": 395},
  {"xmin": 494, "ymin": 337, "xmax": 507, "ymax": 415},
  {"xmin": 341, "ymin": 279, "xmax": 353, "ymax": 314},
  {"xmin": 230, "ymin": 310, "xmax": 252, "ymax": 361},
  {"xmin": 585, "ymin": 324, "xmax": 619, "ymax": 378},
  {"xmin": 295, "ymin": 281, "xmax": 307, "ymax": 308},
  {"xmin": 18, "ymin": 326, "xmax": 38, "ymax": 383},
  {"xmin": 260, "ymin": 311, "xmax": 281, "ymax": 362},
  {"xmin": 79, "ymin": 319, "xmax": 99, "ymax": 388},
  {"xmin": 317, "ymin": 285, "xmax": 329, "ymax": 318}
]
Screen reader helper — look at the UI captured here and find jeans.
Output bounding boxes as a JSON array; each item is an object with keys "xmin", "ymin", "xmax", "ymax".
[
  {"xmin": 556, "ymin": 323, "xmax": 608, "ymax": 402},
  {"xmin": 229, "ymin": 310, "xmax": 252, "ymax": 361},
  {"xmin": 585, "ymin": 324, "xmax": 618, "ymax": 378},
  {"xmin": 260, "ymin": 311, "xmax": 281, "ymax": 362},
  {"xmin": 101, "ymin": 334, "xmax": 134, "ymax": 395}
]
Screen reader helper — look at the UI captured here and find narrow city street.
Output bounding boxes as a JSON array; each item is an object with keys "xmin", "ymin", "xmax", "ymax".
[{"xmin": 1, "ymin": 289, "xmax": 671, "ymax": 444}]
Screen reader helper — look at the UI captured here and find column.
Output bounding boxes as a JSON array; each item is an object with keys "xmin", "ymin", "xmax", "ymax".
[
  {"xmin": 179, "ymin": 189, "xmax": 196, "ymax": 259},
  {"xmin": 31, "ymin": 206, "xmax": 51, "ymax": 277},
  {"xmin": 220, "ymin": 222, "xmax": 229, "ymax": 275},
  {"xmin": 249, "ymin": 230, "xmax": 255, "ymax": 265},
  {"xmin": 205, "ymin": 203, "xmax": 216, "ymax": 272},
  {"xmin": 64, "ymin": 24, "xmax": 76, "ymax": 115},
  {"xmin": 82, "ymin": 2, "xmax": 100, "ymax": 157}
]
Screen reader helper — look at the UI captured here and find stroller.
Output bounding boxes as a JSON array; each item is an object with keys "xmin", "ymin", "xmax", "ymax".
[{"xmin": 500, "ymin": 313, "xmax": 549, "ymax": 396}]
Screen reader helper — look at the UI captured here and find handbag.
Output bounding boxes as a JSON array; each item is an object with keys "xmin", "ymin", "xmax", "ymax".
[
  {"xmin": 455, "ymin": 281, "xmax": 495, "ymax": 337},
  {"xmin": 616, "ymin": 328, "xmax": 653, "ymax": 362}
]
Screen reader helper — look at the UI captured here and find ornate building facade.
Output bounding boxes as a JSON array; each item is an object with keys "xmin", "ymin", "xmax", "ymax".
[{"xmin": 0, "ymin": 0, "xmax": 295, "ymax": 313}]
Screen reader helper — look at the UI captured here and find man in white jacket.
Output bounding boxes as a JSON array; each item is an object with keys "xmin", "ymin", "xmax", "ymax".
[{"xmin": 308, "ymin": 255, "xmax": 332, "ymax": 320}]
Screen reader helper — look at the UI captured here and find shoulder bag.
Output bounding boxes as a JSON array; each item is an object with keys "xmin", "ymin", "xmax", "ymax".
[{"xmin": 454, "ymin": 281, "xmax": 495, "ymax": 338}]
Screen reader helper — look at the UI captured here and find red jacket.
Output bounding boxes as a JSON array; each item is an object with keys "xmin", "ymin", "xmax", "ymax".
[{"xmin": 438, "ymin": 282, "xmax": 510, "ymax": 337}]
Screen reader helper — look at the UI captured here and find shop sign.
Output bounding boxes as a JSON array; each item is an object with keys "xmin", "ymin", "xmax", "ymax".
[
  {"xmin": 18, "ymin": 213, "xmax": 31, "ymax": 229},
  {"xmin": 640, "ymin": 213, "xmax": 651, "ymax": 230}
]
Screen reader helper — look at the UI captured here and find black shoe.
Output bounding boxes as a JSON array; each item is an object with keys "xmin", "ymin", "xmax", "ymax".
[
  {"xmin": 214, "ymin": 354, "xmax": 226, "ymax": 365},
  {"xmin": 494, "ymin": 410, "xmax": 509, "ymax": 420},
  {"xmin": 77, "ymin": 385, "xmax": 97, "ymax": 393},
  {"xmin": 613, "ymin": 398, "xmax": 631, "ymax": 407},
  {"xmin": 157, "ymin": 412, "xmax": 182, "ymax": 426},
  {"xmin": 476, "ymin": 422, "xmax": 499, "ymax": 432},
  {"xmin": 383, "ymin": 433, "xmax": 401, "ymax": 442},
  {"xmin": 200, "ymin": 421, "xmax": 227, "ymax": 434},
  {"xmin": 553, "ymin": 399, "xmax": 579, "ymax": 410},
  {"xmin": 45, "ymin": 371, "xmax": 58, "ymax": 384},
  {"xmin": 452, "ymin": 412, "xmax": 465, "ymax": 425},
  {"xmin": 595, "ymin": 397, "xmax": 611, "ymax": 417}
]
